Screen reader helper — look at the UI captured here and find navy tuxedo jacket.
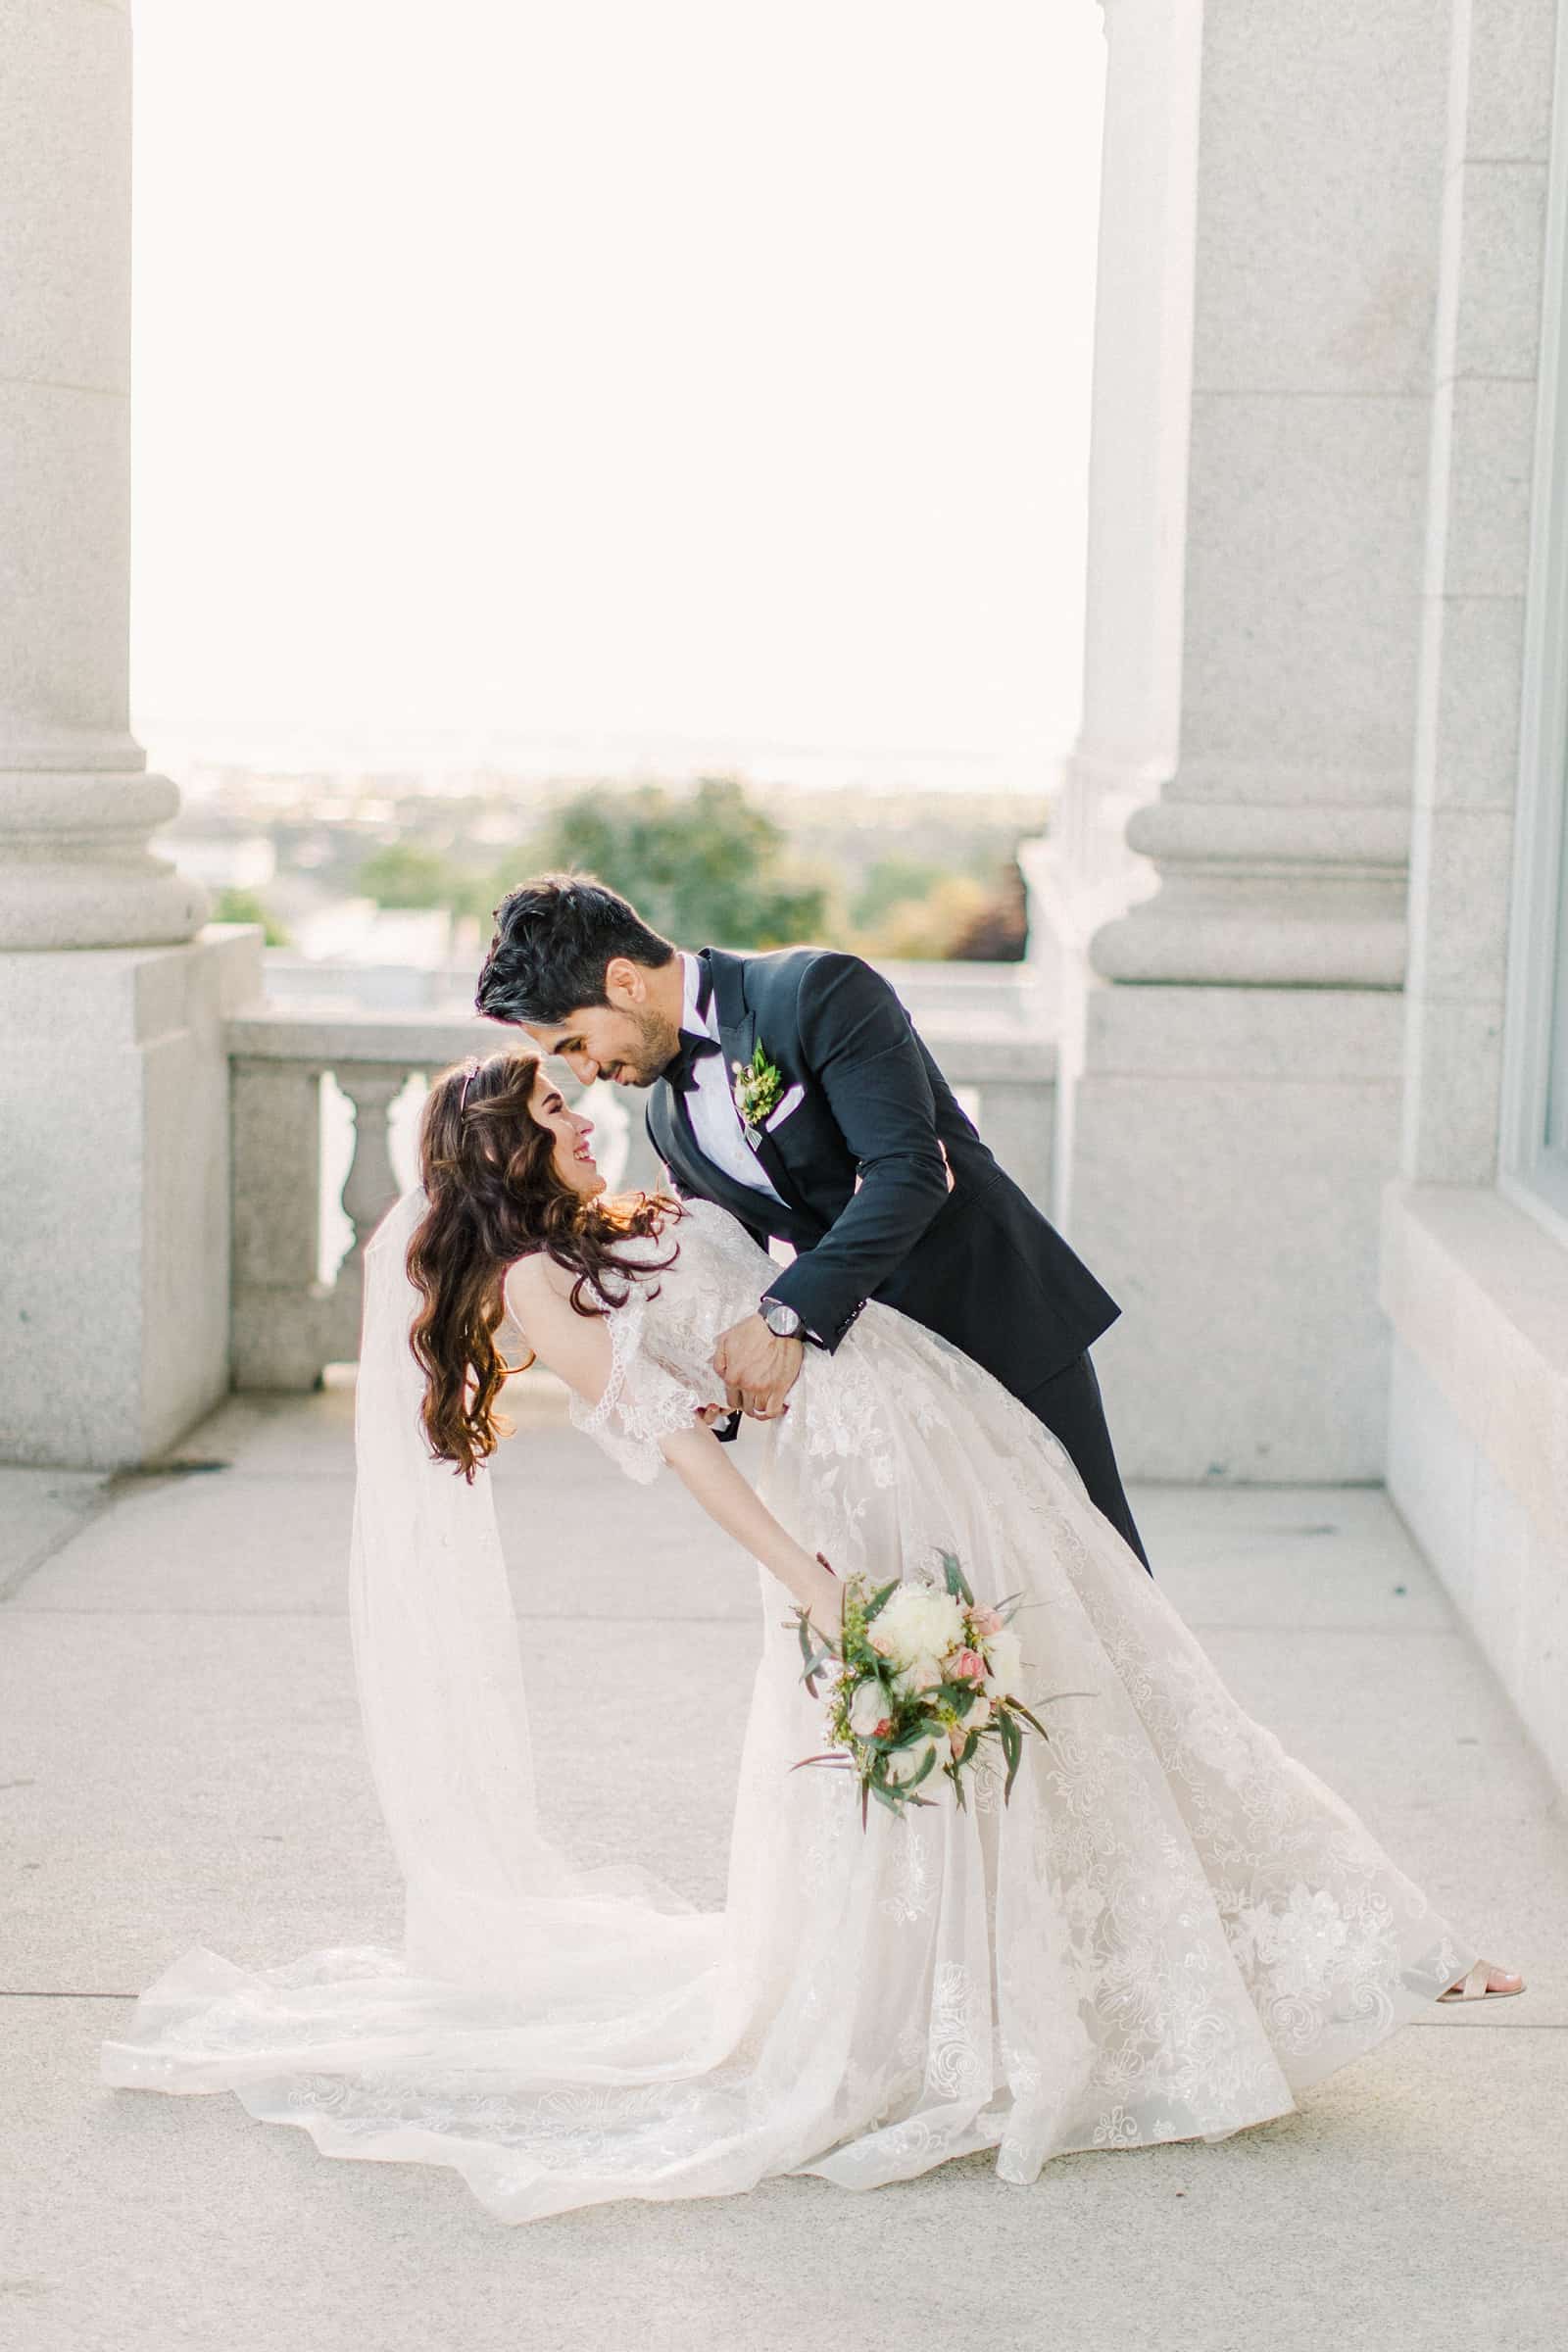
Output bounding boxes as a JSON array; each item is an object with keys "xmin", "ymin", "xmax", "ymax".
[{"xmin": 645, "ymin": 945, "xmax": 1120, "ymax": 1396}]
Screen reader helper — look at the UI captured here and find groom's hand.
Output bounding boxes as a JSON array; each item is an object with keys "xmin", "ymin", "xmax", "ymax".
[{"xmin": 713, "ymin": 1315, "xmax": 804, "ymax": 1423}]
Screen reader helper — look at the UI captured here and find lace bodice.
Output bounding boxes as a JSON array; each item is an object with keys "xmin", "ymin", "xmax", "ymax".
[{"xmin": 534, "ymin": 1198, "xmax": 789, "ymax": 1484}]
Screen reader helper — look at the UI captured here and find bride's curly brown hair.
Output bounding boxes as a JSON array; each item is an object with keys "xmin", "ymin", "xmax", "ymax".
[{"xmin": 407, "ymin": 1048, "xmax": 681, "ymax": 1480}]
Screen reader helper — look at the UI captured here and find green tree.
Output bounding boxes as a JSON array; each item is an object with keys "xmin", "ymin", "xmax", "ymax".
[
  {"xmin": 947, "ymin": 858, "xmax": 1028, "ymax": 960},
  {"xmin": 212, "ymin": 886, "xmax": 291, "ymax": 947},
  {"xmin": 858, "ymin": 875, "xmax": 991, "ymax": 960},
  {"xmin": 355, "ymin": 843, "xmax": 461, "ymax": 910},
  {"xmin": 535, "ymin": 776, "xmax": 829, "ymax": 947},
  {"xmin": 851, "ymin": 857, "xmax": 948, "ymax": 932}
]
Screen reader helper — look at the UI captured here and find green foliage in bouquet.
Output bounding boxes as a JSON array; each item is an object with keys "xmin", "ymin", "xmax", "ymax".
[{"xmin": 789, "ymin": 1548, "xmax": 1078, "ymax": 1829}]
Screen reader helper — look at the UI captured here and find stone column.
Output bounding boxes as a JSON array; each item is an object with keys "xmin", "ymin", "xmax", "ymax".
[
  {"xmin": 1033, "ymin": 0, "xmax": 1453, "ymax": 1479},
  {"xmin": 1022, "ymin": 0, "xmax": 1205, "ymax": 1233},
  {"xmin": 1023, "ymin": 0, "xmax": 1203, "ymax": 1022},
  {"xmin": 0, "ymin": 1, "xmax": 259, "ymax": 1468},
  {"xmin": 1086, "ymin": 6, "xmax": 1435, "ymax": 995},
  {"xmin": 0, "ymin": 0, "xmax": 206, "ymax": 949}
]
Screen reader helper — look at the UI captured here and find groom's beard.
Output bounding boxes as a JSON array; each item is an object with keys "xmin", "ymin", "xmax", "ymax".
[{"xmin": 618, "ymin": 1006, "xmax": 684, "ymax": 1087}]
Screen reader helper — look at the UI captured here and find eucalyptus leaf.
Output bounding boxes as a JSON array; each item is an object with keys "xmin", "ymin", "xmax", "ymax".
[
  {"xmin": 937, "ymin": 1548, "xmax": 975, "ymax": 1606},
  {"xmin": 885, "ymin": 1721, "xmax": 934, "ymax": 1751},
  {"xmin": 1008, "ymin": 1693, "xmax": 1095, "ymax": 1744}
]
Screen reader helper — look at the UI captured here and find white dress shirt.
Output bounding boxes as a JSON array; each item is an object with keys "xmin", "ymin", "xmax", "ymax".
[{"xmin": 677, "ymin": 951, "xmax": 785, "ymax": 1205}]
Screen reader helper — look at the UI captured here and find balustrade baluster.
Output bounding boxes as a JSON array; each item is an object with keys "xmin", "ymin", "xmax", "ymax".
[
  {"xmin": 328, "ymin": 1063, "xmax": 411, "ymax": 1359},
  {"xmin": 229, "ymin": 1058, "xmax": 330, "ymax": 1390}
]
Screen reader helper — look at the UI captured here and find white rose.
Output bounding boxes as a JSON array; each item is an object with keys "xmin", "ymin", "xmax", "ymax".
[
  {"xmin": 893, "ymin": 1654, "xmax": 942, "ymax": 1699},
  {"xmin": 884, "ymin": 1735, "xmax": 942, "ymax": 1787},
  {"xmin": 875, "ymin": 1584, "xmax": 966, "ymax": 1671},
  {"xmin": 848, "ymin": 1679, "xmax": 893, "ymax": 1738}
]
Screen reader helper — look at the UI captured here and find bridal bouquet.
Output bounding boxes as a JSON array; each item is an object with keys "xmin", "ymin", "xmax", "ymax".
[{"xmin": 790, "ymin": 1549, "xmax": 1057, "ymax": 1824}]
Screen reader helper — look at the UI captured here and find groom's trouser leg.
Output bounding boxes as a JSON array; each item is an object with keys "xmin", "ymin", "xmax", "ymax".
[{"xmin": 1016, "ymin": 1349, "xmax": 1152, "ymax": 1576}]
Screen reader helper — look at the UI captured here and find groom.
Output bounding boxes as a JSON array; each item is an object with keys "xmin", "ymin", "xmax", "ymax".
[{"xmin": 475, "ymin": 874, "xmax": 1152, "ymax": 1575}]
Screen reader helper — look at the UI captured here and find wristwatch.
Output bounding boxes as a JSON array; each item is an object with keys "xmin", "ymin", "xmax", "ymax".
[{"xmin": 759, "ymin": 1295, "xmax": 804, "ymax": 1340}]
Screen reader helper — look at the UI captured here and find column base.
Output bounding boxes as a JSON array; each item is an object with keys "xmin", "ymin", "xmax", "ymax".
[
  {"xmin": 0, "ymin": 927, "xmax": 263, "ymax": 1468},
  {"xmin": 1089, "ymin": 896, "xmax": 1407, "ymax": 987},
  {"xmin": 0, "ymin": 771, "xmax": 209, "ymax": 949},
  {"xmin": 1087, "ymin": 797, "xmax": 1411, "ymax": 988},
  {"xmin": 1064, "ymin": 980, "xmax": 1406, "ymax": 1481}
]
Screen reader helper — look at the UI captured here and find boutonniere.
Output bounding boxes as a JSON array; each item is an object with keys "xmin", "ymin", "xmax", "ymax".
[{"xmin": 731, "ymin": 1041, "xmax": 786, "ymax": 1133}]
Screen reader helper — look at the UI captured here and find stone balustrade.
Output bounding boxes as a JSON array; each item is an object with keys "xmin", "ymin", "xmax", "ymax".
[{"xmin": 225, "ymin": 1000, "xmax": 1057, "ymax": 1391}]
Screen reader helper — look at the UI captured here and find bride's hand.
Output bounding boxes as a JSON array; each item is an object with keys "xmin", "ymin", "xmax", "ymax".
[{"xmin": 806, "ymin": 1550, "xmax": 843, "ymax": 1646}]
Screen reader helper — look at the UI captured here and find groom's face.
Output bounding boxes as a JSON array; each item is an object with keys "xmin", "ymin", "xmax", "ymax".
[{"xmin": 520, "ymin": 961, "xmax": 682, "ymax": 1091}]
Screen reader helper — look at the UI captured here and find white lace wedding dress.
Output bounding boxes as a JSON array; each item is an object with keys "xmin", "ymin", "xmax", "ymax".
[{"xmin": 100, "ymin": 1193, "xmax": 1472, "ymax": 2224}]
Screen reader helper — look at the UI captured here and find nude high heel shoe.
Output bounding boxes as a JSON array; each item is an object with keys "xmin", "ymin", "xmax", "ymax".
[{"xmin": 1437, "ymin": 1960, "xmax": 1525, "ymax": 2003}]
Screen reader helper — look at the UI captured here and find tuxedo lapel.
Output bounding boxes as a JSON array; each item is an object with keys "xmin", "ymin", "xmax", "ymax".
[
  {"xmin": 644, "ymin": 948, "xmax": 739, "ymax": 1200},
  {"xmin": 647, "ymin": 1079, "xmax": 710, "ymax": 1199},
  {"xmin": 648, "ymin": 1061, "xmax": 806, "ymax": 1235},
  {"xmin": 702, "ymin": 946, "xmax": 754, "ymax": 1070},
  {"xmin": 699, "ymin": 948, "xmax": 807, "ymax": 1211}
]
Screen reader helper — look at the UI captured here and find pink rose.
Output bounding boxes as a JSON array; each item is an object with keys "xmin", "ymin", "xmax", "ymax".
[
  {"xmin": 949, "ymin": 1724, "xmax": 968, "ymax": 1758},
  {"xmin": 968, "ymin": 1606, "xmax": 1004, "ymax": 1638},
  {"xmin": 947, "ymin": 1646, "xmax": 988, "ymax": 1686}
]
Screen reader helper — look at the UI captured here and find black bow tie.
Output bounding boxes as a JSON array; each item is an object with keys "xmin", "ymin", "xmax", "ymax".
[{"xmin": 666, "ymin": 1028, "xmax": 723, "ymax": 1096}]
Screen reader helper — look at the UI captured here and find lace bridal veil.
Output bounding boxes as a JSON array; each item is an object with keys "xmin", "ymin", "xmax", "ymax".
[
  {"xmin": 345, "ymin": 1185, "xmax": 714, "ymax": 2005},
  {"xmin": 101, "ymin": 1181, "xmax": 758, "ymax": 2232}
]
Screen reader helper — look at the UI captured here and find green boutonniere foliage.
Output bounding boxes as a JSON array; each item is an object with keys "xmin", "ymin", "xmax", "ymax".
[{"xmin": 731, "ymin": 1041, "xmax": 785, "ymax": 1131}]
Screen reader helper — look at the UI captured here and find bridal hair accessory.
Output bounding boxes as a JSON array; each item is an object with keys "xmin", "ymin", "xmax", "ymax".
[
  {"xmin": 789, "ymin": 1547, "xmax": 1090, "ymax": 1828},
  {"xmin": 458, "ymin": 1057, "xmax": 483, "ymax": 1112}
]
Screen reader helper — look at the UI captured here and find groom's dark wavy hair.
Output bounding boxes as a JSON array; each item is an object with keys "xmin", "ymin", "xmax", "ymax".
[{"xmin": 474, "ymin": 873, "xmax": 677, "ymax": 1027}]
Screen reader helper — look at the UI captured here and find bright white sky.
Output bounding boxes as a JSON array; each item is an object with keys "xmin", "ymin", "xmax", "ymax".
[{"xmin": 128, "ymin": 1, "xmax": 1106, "ymax": 787}]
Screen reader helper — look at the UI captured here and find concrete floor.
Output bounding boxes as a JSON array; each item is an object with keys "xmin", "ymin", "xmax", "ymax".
[{"xmin": 2, "ymin": 1380, "xmax": 1565, "ymax": 2352}]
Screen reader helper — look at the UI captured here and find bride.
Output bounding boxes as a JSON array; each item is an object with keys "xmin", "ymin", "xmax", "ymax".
[{"xmin": 100, "ymin": 1049, "xmax": 1524, "ymax": 2225}]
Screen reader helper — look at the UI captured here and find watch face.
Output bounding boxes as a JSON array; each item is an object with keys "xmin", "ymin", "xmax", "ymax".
[{"xmin": 764, "ymin": 1301, "xmax": 800, "ymax": 1336}]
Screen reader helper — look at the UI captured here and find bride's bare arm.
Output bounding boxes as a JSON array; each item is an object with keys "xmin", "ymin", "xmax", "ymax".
[
  {"xmin": 504, "ymin": 1258, "xmax": 841, "ymax": 1639},
  {"xmin": 657, "ymin": 1424, "xmax": 842, "ymax": 1638}
]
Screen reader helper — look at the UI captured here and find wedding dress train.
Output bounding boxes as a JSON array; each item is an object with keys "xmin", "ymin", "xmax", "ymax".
[{"xmin": 100, "ymin": 1193, "xmax": 1472, "ymax": 2224}]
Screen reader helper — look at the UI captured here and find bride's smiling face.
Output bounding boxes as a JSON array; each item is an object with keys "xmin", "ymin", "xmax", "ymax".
[{"xmin": 529, "ymin": 1067, "xmax": 605, "ymax": 1201}]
